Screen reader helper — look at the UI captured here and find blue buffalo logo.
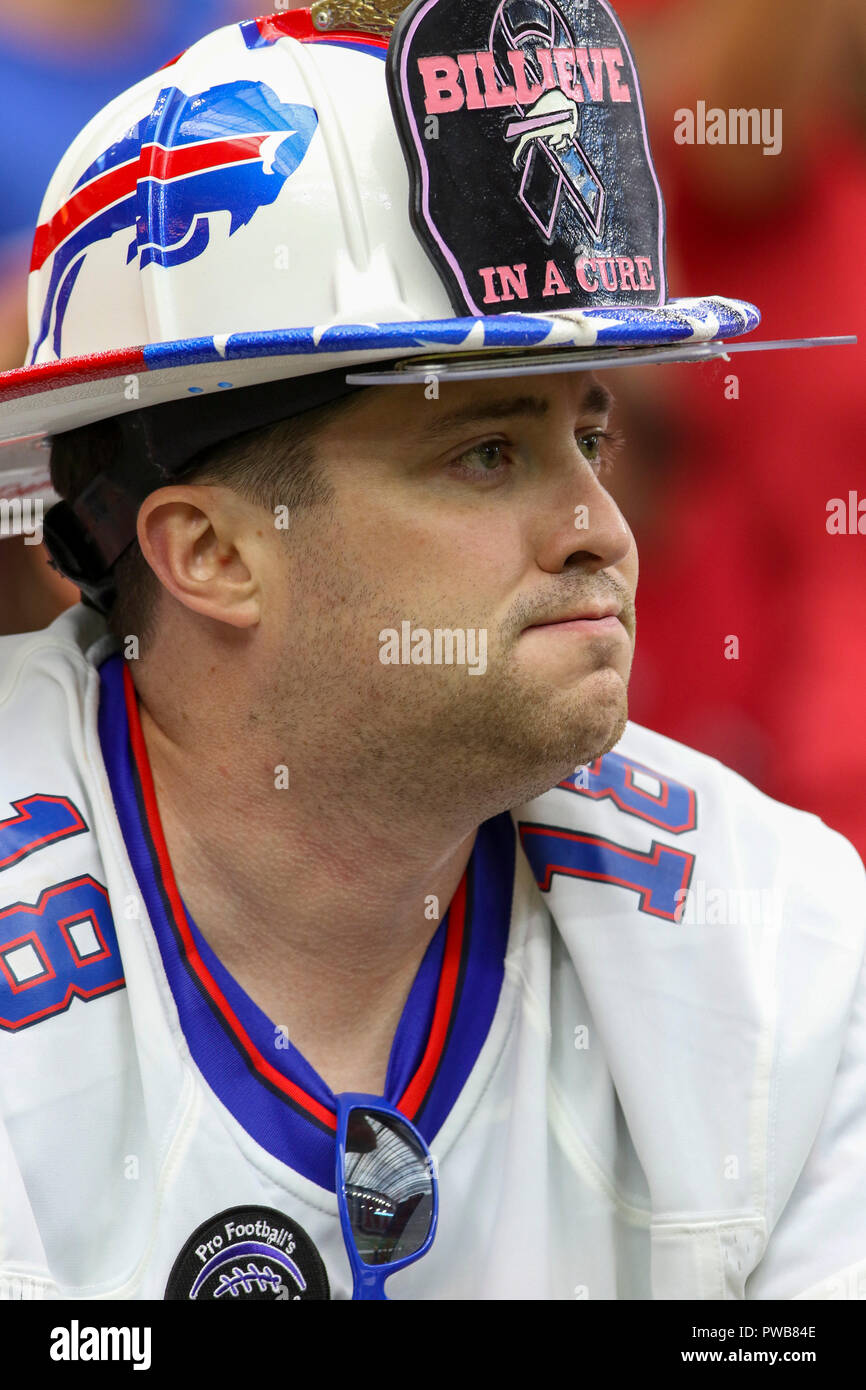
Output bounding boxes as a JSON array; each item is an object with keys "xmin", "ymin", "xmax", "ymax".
[{"xmin": 30, "ymin": 80, "xmax": 319, "ymax": 361}]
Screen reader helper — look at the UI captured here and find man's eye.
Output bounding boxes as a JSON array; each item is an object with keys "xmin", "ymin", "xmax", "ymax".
[
  {"xmin": 454, "ymin": 440, "xmax": 509, "ymax": 477},
  {"xmin": 578, "ymin": 429, "xmax": 625, "ymax": 473},
  {"xmin": 452, "ymin": 429, "xmax": 625, "ymax": 481}
]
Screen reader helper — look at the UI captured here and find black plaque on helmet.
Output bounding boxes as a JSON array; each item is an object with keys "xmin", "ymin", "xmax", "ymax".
[{"xmin": 386, "ymin": 0, "xmax": 666, "ymax": 316}]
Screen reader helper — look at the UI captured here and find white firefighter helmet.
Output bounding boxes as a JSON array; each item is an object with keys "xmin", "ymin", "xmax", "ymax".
[{"xmin": 0, "ymin": 0, "xmax": 853, "ymax": 542}]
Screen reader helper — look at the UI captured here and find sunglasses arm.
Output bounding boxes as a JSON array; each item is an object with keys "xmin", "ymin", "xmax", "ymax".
[{"xmin": 352, "ymin": 1265, "xmax": 390, "ymax": 1301}]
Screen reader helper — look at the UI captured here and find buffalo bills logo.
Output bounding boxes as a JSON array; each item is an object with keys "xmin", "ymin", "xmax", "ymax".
[{"xmin": 29, "ymin": 81, "xmax": 318, "ymax": 361}]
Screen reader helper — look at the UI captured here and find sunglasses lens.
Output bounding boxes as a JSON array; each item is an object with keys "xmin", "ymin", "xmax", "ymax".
[{"xmin": 343, "ymin": 1109, "xmax": 434, "ymax": 1266}]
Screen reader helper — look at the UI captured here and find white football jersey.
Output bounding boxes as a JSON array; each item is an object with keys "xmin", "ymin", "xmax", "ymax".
[{"xmin": 0, "ymin": 604, "xmax": 864, "ymax": 1301}]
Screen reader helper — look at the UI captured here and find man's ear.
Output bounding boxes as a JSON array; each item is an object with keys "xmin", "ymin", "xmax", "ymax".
[{"xmin": 136, "ymin": 484, "xmax": 263, "ymax": 629}]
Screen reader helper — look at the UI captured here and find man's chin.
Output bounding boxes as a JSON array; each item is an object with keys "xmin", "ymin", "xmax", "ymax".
[
  {"xmin": 504, "ymin": 686, "xmax": 630, "ymax": 808},
  {"xmin": 564, "ymin": 701, "xmax": 629, "ymax": 774},
  {"xmin": 556, "ymin": 665, "xmax": 630, "ymax": 755},
  {"xmin": 588, "ymin": 702, "xmax": 629, "ymax": 761}
]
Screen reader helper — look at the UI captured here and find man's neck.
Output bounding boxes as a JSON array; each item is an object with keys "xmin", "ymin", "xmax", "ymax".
[{"xmin": 136, "ymin": 698, "xmax": 479, "ymax": 1097}]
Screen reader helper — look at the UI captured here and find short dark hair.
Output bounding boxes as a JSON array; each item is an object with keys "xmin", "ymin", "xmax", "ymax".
[{"xmin": 50, "ymin": 395, "xmax": 352, "ymax": 648}]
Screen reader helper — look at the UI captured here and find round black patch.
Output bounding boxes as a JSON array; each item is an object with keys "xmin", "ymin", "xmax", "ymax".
[{"xmin": 165, "ymin": 1205, "xmax": 330, "ymax": 1300}]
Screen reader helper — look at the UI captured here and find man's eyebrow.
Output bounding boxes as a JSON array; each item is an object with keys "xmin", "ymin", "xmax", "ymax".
[
  {"xmin": 580, "ymin": 382, "xmax": 616, "ymax": 417},
  {"xmin": 420, "ymin": 383, "xmax": 616, "ymax": 439}
]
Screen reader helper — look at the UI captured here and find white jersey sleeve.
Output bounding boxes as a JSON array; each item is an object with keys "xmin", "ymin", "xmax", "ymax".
[
  {"xmin": 525, "ymin": 718, "xmax": 866, "ymax": 1299},
  {"xmin": 746, "ymin": 829, "xmax": 866, "ymax": 1299}
]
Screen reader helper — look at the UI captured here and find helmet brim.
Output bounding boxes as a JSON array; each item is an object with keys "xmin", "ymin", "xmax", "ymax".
[{"xmin": 0, "ymin": 295, "xmax": 856, "ymax": 512}]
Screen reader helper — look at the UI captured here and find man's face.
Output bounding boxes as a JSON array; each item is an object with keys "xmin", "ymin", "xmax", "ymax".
[{"xmin": 262, "ymin": 369, "xmax": 638, "ymax": 818}]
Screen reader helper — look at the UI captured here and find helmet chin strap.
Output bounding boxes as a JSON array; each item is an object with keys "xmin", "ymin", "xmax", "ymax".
[{"xmin": 42, "ymin": 365, "xmax": 381, "ymax": 616}]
